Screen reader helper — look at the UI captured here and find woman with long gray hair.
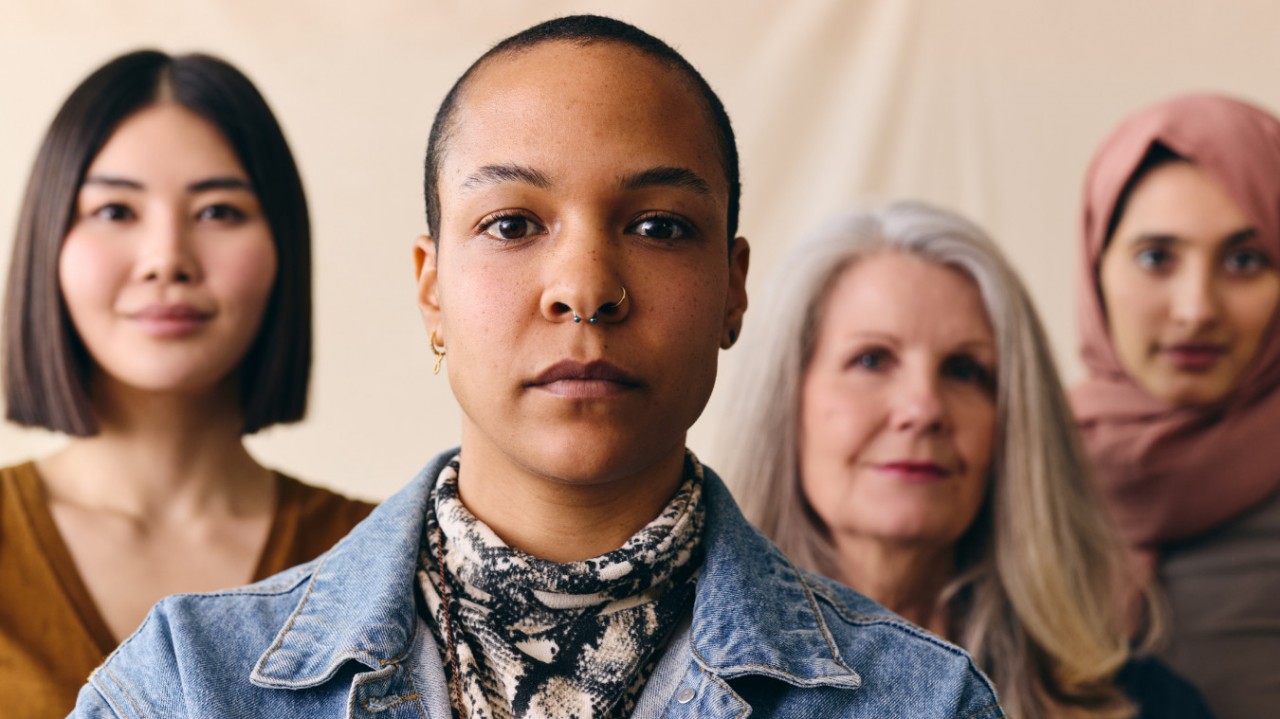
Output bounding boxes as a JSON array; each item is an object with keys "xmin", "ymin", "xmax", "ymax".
[{"xmin": 717, "ymin": 202, "xmax": 1209, "ymax": 719}]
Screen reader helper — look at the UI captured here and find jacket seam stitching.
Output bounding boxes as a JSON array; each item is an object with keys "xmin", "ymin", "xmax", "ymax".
[
  {"xmin": 360, "ymin": 690, "xmax": 424, "ymax": 714},
  {"xmin": 254, "ymin": 555, "xmax": 329, "ymax": 675},
  {"xmin": 374, "ymin": 608, "xmax": 419, "ymax": 667},
  {"xmin": 94, "ymin": 682, "xmax": 130, "ymax": 719},
  {"xmin": 690, "ymin": 661, "xmax": 856, "ymax": 679},
  {"xmin": 804, "ymin": 574, "xmax": 972, "ymax": 656},
  {"xmin": 789, "ymin": 562, "xmax": 841, "ymax": 661},
  {"xmin": 685, "ymin": 576, "xmax": 855, "ymax": 683},
  {"xmin": 258, "ymin": 519, "xmax": 423, "ymax": 681},
  {"xmin": 807, "ymin": 577, "xmax": 1003, "ymax": 702},
  {"xmin": 801, "ymin": 575, "xmax": 900, "ymax": 624},
  {"xmin": 101, "ymin": 665, "xmax": 146, "ymax": 719},
  {"xmin": 965, "ymin": 702, "xmax": 1003, "ymax": 719},
  {"xmin": 404, "ymin": 670, "xmax": 428, "ymax": 719},
  {"xmin": 701, "ymin": 665, "xmax": 749, "ymax": 719}
]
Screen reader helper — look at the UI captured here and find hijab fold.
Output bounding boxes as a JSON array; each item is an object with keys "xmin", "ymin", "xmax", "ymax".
[{"xmin": 1073, "ymin": 94, "xmax": 1280, "ymax": 547}]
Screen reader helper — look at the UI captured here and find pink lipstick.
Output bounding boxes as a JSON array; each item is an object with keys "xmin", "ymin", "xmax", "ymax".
[
  {"xmin": 128, "ymin": 304, "xmax": 212, "ymax": 338},
  {"xmin": 876, "ymin": 461, "xmax": 950, "ymax": 484},
  {"xmin": 1163, "ymin": 343, "xmax": 1227, "ymax": 372}
]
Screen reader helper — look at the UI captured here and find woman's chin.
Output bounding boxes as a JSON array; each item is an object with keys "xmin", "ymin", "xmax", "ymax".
[{"xmin": 1140, "ymin": 372, "xmax": 1236, "ymax": 407}]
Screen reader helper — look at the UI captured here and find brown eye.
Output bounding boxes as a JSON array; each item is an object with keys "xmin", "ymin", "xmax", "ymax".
[
  {"xmin": 480, "ymin": 214, "xmax": 543, "ymax": 241},
  {"xmin": 196, "ymin": 204, "xmax": 247, "ymax": 223},
  {"xmin": 1224, "ymin": 248, "xmax": 1270, "ymax": 275},
  {"xmin": 1135, "ymin": 247, "xmax": 1173, "ymax": 271},
  {"xmin": 944, "ymin": 355, "xmax": 995, "ymax": 393},
  {"xmin": 628, "ymin": 215, "xmax": 691, "ymax": 240},
  {"xmin": 93, "ymin": 203, "xmax": 135, "ymax": 221}
]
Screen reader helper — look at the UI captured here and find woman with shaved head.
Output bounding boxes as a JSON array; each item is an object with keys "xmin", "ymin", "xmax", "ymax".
[{"xmin": 72, "ymin": 17, "xmax": 1003, "ymax": 718}]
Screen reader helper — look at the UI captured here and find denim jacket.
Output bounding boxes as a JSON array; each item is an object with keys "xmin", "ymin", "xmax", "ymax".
[{"xmin": 72, "ymin": 450, "xmax": 1004, "ymax": 718}]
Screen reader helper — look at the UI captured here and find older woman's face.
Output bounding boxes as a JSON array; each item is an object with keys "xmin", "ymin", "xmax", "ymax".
[
  {"xmin": 1099, "ymin": 161, "xmax": 1279, "ymax": 406},
  {"xmin": 415, "ymin": 41, "xmax": 749, "ymax": 486},
  {"xmin": 799, "ymin": 252, "xmax": 995, "ymax": 552}
]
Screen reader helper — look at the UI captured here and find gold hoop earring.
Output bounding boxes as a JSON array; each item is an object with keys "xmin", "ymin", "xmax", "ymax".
[{"xmin": 430, "ymin": 330, "xmax": 446, "ymax": 375}]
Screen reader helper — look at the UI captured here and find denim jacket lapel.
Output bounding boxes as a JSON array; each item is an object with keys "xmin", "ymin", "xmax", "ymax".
[
  {"xmin": 690, "ymin": 470, "xmax": 864, "ymax": 690},
  {"xmin": 249, "ymin": 452, "xmax": 455, "ymax": 689}
]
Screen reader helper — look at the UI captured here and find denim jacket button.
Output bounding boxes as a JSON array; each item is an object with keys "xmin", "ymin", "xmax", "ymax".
[{"xmin": 677, "ymin": 687, "xmax": 696, "ymax": 704}]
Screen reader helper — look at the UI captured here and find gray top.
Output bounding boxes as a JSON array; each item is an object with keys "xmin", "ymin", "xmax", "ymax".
[{"xmin": 1160, "ymin": 487, "xmax": 1280, "ymax": 719}]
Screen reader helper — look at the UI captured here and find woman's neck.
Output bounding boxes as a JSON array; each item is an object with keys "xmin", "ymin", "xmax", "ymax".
[
  {"xmin": 832, "ymin": 536, "xmax": 956, "ymax": 637},
  {"xmin": 455, "ymin": 428, "xmax": 688, "ymax": 563},
  {"xmin": 37, "ymin": 376, "xmax": 273, "ymax": 521}
]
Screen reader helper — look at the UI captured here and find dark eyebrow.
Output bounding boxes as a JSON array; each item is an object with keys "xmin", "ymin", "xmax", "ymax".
[
  {"xmin": 82, "ymin": 175, "xmax": 143, "ymax": 190},
  {"xmin": 1124, "ymin": 232, "xmax": 1176, "ymax": 246},
  {"xmin": 80, "ymin": 175, "xmax": 253, "ymax": 193},
  {"xmin": 1126, "ymin": 227, "xmax": 1258, "ymax": 248},
  {"xmin": 621, "ymin": 166, "xmax": 711, "ymax": 196},
  {"xmin": 462, "ymin": 164, "xmax": 552, "ymax": 190},
  {"xmin": 1223, "ymin": 227, "xmax": 1259, "ymax": 246},
  {"xmin": 188, "ymin": 177, "xmax": 253, "ymax": 193}
]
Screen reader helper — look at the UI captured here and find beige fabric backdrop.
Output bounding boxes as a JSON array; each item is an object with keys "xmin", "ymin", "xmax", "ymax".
[{"xmin": 4, "ymin": 0, "xmax": 1279, "ymax": 500}]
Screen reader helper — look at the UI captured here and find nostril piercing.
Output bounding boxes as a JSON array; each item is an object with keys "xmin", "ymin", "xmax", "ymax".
[
  {"xmin": 586, "ymin": 287, "xmax": 627, "ymax": 325},
  {"xmin": 568, "ymin": 287, "xmax": 627, "ymax": 326}
]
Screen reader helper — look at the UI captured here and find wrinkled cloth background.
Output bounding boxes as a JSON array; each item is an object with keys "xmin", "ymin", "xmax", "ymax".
[{"xmin": 4, "ymin": 0, "xmax": 1279, "ymax": 500}]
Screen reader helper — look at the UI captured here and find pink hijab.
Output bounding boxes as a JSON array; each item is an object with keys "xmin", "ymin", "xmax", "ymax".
[{"xmin": 1073, "ymin": 93, "xmax": 1280, "ymax": 549}]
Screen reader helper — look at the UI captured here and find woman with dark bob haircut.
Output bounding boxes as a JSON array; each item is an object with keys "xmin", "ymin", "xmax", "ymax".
[{"xmin": 0, "ymin": 50, "xmax": 372, "ymax": 718}]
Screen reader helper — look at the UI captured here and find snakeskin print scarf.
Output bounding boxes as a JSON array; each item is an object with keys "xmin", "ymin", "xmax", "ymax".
[{"xmin": 418, "ymin": 453, "xmax": 704, "ymax": 719}]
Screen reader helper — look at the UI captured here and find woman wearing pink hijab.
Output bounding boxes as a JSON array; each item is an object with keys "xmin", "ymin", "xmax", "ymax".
[{"xmin": 1074, "ymin": 93, "xmax": 1280, "ymax": 719}]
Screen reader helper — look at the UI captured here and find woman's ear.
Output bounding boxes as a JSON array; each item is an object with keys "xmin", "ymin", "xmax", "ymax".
[
  {"xmin": 414, "ymin": 235, "xmax": 442, "ymax": 331},
  {"xmin": 722, "ymin": 236, "xmax": 750, "ymax": 349}
]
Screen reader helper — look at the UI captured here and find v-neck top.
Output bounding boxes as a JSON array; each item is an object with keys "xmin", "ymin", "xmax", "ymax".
[{"xmin": 0, "ymin": 461, "xmax": 375, "ymax": 719}]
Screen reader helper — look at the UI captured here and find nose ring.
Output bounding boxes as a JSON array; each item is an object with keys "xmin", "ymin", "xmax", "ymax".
[{"xmin": 572, "ymin": 287, "xmax": 628, "ymax": 324}]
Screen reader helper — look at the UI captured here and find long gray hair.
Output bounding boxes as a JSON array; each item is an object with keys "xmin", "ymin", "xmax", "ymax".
[{"xmin": 718, "ymin": 202, "xmax": 1136, "ymax": 719}]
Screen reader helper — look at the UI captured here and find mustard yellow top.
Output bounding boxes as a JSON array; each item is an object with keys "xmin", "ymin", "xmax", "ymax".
[{"xmin": 0, "ymin": 461, "xmax": 375, "ymax": 719}]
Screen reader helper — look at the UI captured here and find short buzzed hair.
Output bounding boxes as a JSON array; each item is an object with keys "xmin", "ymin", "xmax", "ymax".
[{"xmin": 422, "ymin": 15, "xmax": 740, "ymax": 243}]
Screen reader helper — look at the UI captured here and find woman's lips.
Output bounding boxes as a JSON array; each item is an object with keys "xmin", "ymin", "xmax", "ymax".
[
  {"xmin": 527, "ymin": 359, "xmax": 642, "ymax": 398},
  {"xmin": 1162, "ymin": 343, "xmax": 1228, "ymax": 372},
  {"xmin": 127, "ymin": 304, "xmax": 213, "ymax": 338},
  {"xmin": 875, "ymin": 461, "xmax": 951, "ymax": 483}
]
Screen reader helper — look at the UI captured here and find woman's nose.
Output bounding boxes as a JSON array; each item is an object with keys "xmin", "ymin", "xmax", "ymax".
[
  {"xmin": 540, "ymin": 225, "xmax": 631, "ymax": 326},
  {"xmin": 1170, "ymin": 263, "xmax": 1220, "ymax": 329},
  {"xmin": 134, "ymin": 214, "xmax": 200, "ymax": 284},
  {"xmin": 891, "ymin": 370, "xmax": 947, "ymax": 434}
]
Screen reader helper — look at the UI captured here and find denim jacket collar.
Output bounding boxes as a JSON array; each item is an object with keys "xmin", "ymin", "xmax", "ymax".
[
  {"xmin": 689, "ymin": 465, "xmax": 863, "ymax": 689},
  {"xmin": 249, "ymin": 453, "xmax": 447, "ymax": 688},
  {"xmin": 250, "ymin": 449, "xmax": 862, "ymax": 691}
]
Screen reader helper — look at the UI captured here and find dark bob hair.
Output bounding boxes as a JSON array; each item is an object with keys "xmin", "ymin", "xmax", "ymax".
[{"xmin": 2, "ymin": 50, "xmax": 311, "ymax": 435}]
